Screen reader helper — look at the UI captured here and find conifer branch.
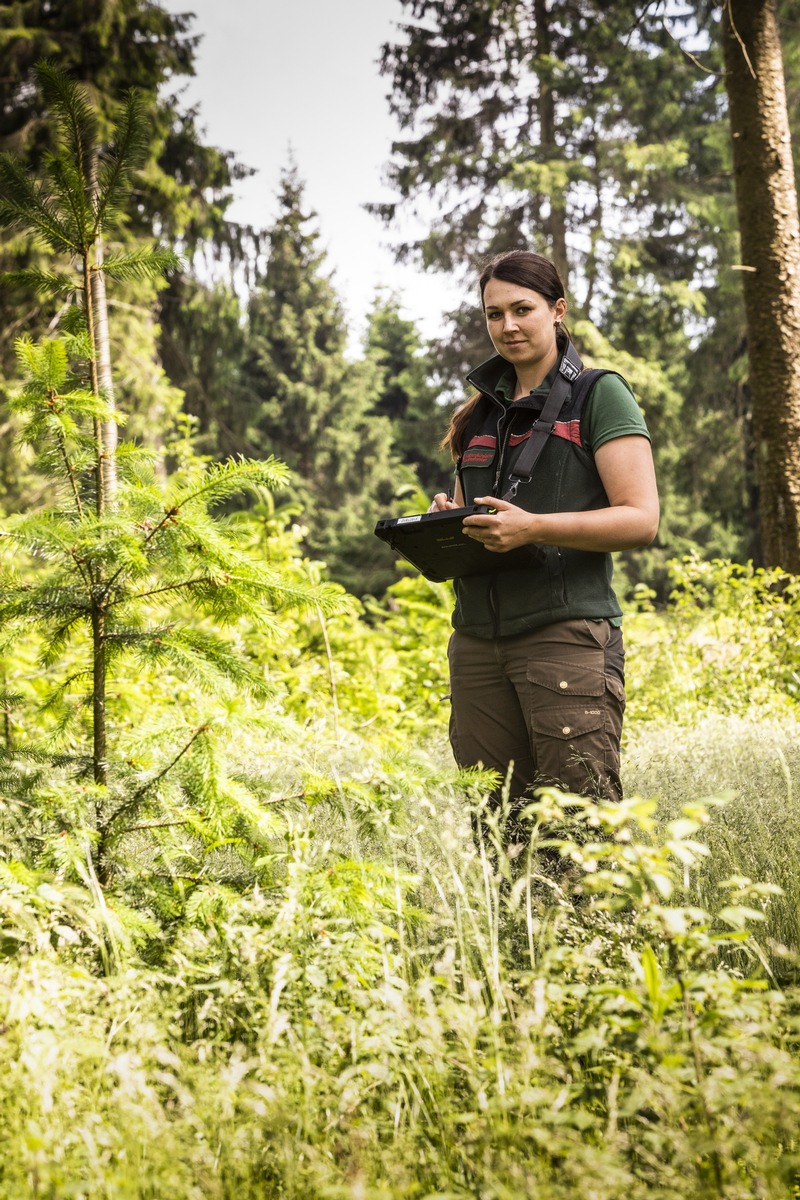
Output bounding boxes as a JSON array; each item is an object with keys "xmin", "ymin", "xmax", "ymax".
[
  {"xmin": 0, "ymin": 155, "xmax": 80, "ymax": 253},
  {"xmin": 104, "ymin": 576, "xmax": 209, "ymax": 607},
  {"xmin": 99, "ymin": 248, "xmax": 181, "ymax": 281},
  {"xmin": 659, "ymin": 14, "xmax": 725, "ymax": 77},
  {"xmin": 1, "ymin": 268, "xmax": 79, "ymax": 297},
  {"xmin": 92, "ymin": 90, "xmax": 150, "ymax": 235},
  {"xmin": 56, "ymin": 427, "xmax": 85, "ymax": 520},
  {"xmin": 121, "ymin": 818, "xmax": 195, "ymax": 833},
  {"xmin": 102, "ymin": 724, "xmax": 210, "ymax": 829},
  {"xmin": 35, "ymin": 60, "xmax": 98, "ymax": 194}
]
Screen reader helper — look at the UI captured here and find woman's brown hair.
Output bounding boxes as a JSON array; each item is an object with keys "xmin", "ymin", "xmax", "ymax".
[{"xmin": 442, "ymin": 250, "xmax": 568, "ymax": 460}]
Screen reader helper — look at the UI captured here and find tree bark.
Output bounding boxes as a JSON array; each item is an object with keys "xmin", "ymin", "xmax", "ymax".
[
  {"xmin": 91, "ymin": 237, "xmax": 119, "ymax": 506},
  {"xmin": 722, "ymin": 0, "xmax": 800, "ymax": 572}
]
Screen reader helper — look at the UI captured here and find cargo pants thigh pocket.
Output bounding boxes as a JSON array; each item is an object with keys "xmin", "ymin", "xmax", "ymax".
[{"xmin": 526, "ymin": 655, "xmax": 622, "ymax": 799}]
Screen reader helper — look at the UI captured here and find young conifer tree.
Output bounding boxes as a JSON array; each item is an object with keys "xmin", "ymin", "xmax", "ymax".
[{"xmin": 0, "ymin": 65, "xmax": 343, "ymax": 891}]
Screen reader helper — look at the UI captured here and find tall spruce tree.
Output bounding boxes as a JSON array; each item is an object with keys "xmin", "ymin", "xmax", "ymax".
[
  {"xmin": 365, "ymin": 292, "xmax": 451, "ymax": 495},
  {"xmin": 158, "ymin": 276, "xmax": 255, "ymax": 460},
  {"xmin": 244, "ymin": 167, "xmax": 407, "ymax": 595},
  {"xmin": 377, "ymin": 1, "xmax": 726, "ymax": 339}
]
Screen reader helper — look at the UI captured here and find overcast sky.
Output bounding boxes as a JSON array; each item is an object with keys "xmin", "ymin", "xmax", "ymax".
[{"xmin": 162, "ymin": 0, "xmax": 461, "ymax": 348}]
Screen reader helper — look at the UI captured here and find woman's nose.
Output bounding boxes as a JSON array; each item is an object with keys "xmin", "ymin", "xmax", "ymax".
[{"xmin": 502, "ymin": 312, "xmax": 518, "ymax": 330}]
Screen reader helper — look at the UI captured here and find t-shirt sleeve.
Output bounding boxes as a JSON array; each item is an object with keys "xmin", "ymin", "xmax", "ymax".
[{"xmin": 582, "ymin": 373, "xmax": 651, "ymax": 454}]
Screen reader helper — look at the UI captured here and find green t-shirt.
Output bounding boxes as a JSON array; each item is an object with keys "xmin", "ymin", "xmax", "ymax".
[
  {"xmin": 583, "ymin": 372, "xmax": 651, "ymax": 453},
  {"xmin": 494, "ymin": 365, "xmax": 651, "ymax": 454}
]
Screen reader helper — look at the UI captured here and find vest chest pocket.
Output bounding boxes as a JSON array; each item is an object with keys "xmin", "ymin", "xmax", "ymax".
[{"xmin": 461, "ymin": 432, "xmax": 497, "ymax": 468}]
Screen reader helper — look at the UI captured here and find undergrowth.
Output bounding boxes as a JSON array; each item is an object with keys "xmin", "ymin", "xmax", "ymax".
[{"xmin": 3, "ymin": 786, "xmax": 800, "ymax": 1199}]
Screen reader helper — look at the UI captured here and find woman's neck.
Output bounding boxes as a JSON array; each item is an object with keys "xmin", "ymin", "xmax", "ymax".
[{"xmin": 512, "ymin": 344, "xmax": 559, "ymax": 399}]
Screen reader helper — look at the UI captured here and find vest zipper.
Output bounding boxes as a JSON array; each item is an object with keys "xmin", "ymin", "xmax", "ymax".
[
  {"xmin": 555, "ymin": 547, "xmax": 567, "ymax": 606},
  {"xmin": 488, "ymin": 577, "xmax": 500, "ymax": 639},
  {"xmin": 493, "ymin": 409, "xmax": 515, "ymax": 495}
]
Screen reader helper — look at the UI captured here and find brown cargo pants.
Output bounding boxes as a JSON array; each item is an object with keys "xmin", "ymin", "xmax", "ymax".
[{"xmin": 447, "ymin": 618, "xmax": 626, "ymax": 810}]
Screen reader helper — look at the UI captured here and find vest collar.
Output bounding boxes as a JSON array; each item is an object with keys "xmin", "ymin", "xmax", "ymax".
[{"xmin": 466, "ymin": 355, "xmax": 560, "ymax": 408}]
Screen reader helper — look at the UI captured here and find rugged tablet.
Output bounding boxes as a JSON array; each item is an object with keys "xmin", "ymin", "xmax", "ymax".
[{"xmin": 374, "ymin": 506, "xmax": 544, "ymax": 582}]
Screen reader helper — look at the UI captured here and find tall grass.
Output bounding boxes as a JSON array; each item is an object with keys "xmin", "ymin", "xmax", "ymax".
[
  {"xmin": 626, "ymin": 713, "xmax": 800, "ymax": 967},
  {"xmin": 3, "ymin": 767, "xmax": 800, "ymax": 1198}
]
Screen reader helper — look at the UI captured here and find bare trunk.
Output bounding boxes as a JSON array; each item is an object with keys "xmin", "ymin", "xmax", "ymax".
[
  {"xmin": 82, "ymin": 247, "xmax": 108, "ymax": 796},
  {"xmin": 723, "ymin": 0, "xmax": 800, "ymax": 572},
  {"xmin": 91, "ymin": 236, "xmax": 118, "ymax": 505},
  {"xmin": 82, "ymin": 251, "xmax": 105, "ymax": 519},
  {"xmin": 92, "ymin": 605, "xmax": 107, "ymax": 789},
  {"xmin": 534, "ymin": 0, "xmax": 569, "ymax": 289}
]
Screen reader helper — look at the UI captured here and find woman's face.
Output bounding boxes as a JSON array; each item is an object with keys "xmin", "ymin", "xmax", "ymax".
[{"xmin": 482, "ymin": 277, "xmax": 567, "ymax": 369}]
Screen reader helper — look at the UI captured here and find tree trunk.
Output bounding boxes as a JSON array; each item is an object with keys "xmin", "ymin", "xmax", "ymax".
[
  {"xmin": 91, "ymin": 236, "xmax": 119, "ymax": 505},
  {"xmin": 722, "ymin": 0, "xmax": 800, "ymax": 572},
  {"xmin": 92, "ymin": 605, "xmax": 108, "ymax": 788},
  {"xmin": 82, "ymin": 246, "xmax": 108, "ymax": 795},
  {"xmin": 534, "ymin": 0, "xmax": 569, "ymax": 289}
]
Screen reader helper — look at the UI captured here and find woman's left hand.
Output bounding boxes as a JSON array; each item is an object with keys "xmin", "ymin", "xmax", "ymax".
[{"xmin": 462, "ymin": 497, "xmax": 536, "ymax": 552}]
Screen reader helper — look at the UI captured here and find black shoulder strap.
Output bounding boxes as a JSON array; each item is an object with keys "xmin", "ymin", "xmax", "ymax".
[
  {"xmin": 501, "ymin": 339, "xmax": 583, "ymax": 502},
  {"xmin": 569, "ymin": 368, "xmax": 611, "ymax": 414}
]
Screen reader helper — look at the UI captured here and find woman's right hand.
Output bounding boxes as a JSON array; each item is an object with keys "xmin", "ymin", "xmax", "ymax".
[{"xmin": 427, "ymin": 492, "xmax": 460, "ymax": 513}]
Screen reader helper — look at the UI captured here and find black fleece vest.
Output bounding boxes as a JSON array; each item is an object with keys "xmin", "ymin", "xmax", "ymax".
[{"xmin": 453, "ymin": 358, "xmax": 623, "ymax": 638}]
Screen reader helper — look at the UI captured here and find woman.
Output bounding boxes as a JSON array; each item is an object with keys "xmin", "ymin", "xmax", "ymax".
[{"xmin": 431, "ymin": 250, "xmax": 659, "ymax": 821}]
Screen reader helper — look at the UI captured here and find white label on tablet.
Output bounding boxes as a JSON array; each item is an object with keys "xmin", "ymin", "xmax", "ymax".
[{"xmin": 397, "ymin": 515, "xmax": 422, "ymax": 524}]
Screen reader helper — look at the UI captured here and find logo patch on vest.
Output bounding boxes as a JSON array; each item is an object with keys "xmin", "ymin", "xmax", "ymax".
[{"xmin": 462, "ymin": 433, "xmax": 497, "ymax": 466}]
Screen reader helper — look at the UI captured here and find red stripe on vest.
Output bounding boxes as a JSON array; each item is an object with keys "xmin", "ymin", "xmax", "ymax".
[{"xmin": 508, "ymin": 420, "xmax": 582, "ymax": 448}]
